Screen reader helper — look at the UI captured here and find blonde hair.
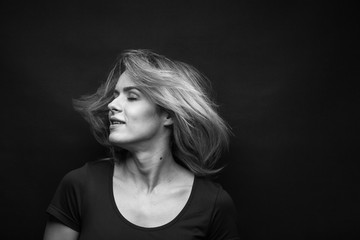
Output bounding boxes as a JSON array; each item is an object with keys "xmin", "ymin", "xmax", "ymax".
[{"xmin": 74, "ymin": 49, "xmax": 230, "ymax": 176}]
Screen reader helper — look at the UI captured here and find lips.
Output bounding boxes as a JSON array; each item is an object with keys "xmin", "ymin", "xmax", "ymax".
[{"xmin": 109, "ymin": 117, "xmax": 125, "ymax": 125}]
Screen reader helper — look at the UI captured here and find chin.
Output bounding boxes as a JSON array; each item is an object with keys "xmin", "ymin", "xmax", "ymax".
[
  {"xmin": 109, "ymin": 135, "xmax": 124, "ymax": 144},
  {"xmin": 109, "ymin": 134, "xmax": 131, "ymax": 147}
]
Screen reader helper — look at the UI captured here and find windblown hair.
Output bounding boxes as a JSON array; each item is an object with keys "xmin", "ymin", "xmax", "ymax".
[{"xmin": 73, "ymin": 49, "xmax": 230, "ymax": 176}]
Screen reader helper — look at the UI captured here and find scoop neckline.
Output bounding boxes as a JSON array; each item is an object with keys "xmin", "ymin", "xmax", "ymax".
[{"xmin": 108, "ymin": 160, "xmax": 197, "ymax": 231}]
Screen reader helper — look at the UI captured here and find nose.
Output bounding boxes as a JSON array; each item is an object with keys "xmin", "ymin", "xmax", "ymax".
[{"xmin": 108, "ymin": 97, "xmax": 123, "ymax": 113}]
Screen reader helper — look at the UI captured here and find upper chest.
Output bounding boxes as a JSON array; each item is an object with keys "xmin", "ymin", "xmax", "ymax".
[{"xmin": 112, "ymin": 177, "xmax": 195, "ymax": 228}]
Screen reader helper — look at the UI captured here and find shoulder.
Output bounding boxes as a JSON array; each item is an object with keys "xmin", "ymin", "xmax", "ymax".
[
  {"xmin": 59, "ymin": 163, "xmax": 87, "ymax": 189},
  {"xmin": 47, "ymin": 159, "xmax": 114, "ymax": 220},
  {"xmin": 194, "ymin": 177, "xmax": 236, "ymax": 210},
  {"xmin": 189, "ymin": 177, "xmax": 239, "ymax": 238},
  {"xmin": 195, "ymin": 177, "xmax": 238, "ymax": 218},
  {"xmin": 85, "ymin": 158, "xmax": 114, "ymax": 174},
  {"xmin": 195, "ymin": 177, "xmax": 227, "ymax": 198},
  {"xmin": 60, "ymin": 159, "xmax": 113, "ymax": 186},
  {"xmin": 195, "ymin": 178, "xmax": 239, "ymax": 239}
]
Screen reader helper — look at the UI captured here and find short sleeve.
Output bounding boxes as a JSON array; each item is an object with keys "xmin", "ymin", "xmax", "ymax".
[
  {"xmin": 46, "ymin": 166, "xmax": 86, "ymax": 232},
  {"xmin": 208, "ymin": 188, "xmax": 240, "ymax": 240}
]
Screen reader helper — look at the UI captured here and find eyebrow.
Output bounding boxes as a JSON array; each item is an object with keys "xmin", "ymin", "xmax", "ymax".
[
  {"xmin": 114, "ymin": 86, "xmax": 140, "ymax": 94},
  {"xmin": 123, "ymin": 86, "xmax": 140, "ymax": 92}
]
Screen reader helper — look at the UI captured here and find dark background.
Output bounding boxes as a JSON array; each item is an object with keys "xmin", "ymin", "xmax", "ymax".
[{"xmin": 1, "ymin": 1, "xmax": 358, "ymax": 239}]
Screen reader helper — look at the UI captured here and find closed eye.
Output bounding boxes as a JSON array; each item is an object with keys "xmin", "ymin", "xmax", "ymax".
[{"xmin": 127, "ymin": 92, "xmax": 138, "ymax": 101}]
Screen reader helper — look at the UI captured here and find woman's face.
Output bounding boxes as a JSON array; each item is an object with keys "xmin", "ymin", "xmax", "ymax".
[{"xmin": 108, "ymin": 71, "xmax": 171, "ymax": 150}]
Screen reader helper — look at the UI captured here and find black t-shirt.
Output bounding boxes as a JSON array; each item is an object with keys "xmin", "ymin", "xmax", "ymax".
[{"xmin": 47, "ymin": 160, "xmax": 239, "ymax": 240}]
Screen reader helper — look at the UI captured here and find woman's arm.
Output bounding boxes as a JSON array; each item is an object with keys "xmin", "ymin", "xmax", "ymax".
[{"xmin": 43, "ymin": 220, "xmax": 79, "ymax": 240}]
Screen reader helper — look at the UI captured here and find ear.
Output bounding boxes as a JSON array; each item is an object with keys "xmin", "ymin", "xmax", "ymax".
[{"xmin": 163, "ymin": 113, "xmax": 173, "ymax": 126}]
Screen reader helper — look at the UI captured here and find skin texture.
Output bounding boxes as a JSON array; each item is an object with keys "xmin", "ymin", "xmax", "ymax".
[
  {"xmin": 109, "ymin": 72, "xmax": 194, "ymax": 227},
  {"xmin": 44, "ymin": 71, "xmax": 194, "ymax": 238},
  {"xmin": 43, "ymin": 217, "xmax": 79, "ymax": 240},
  {"xmin": 108, "ymin": 71, "xmax": 172, "ymax": 151}
]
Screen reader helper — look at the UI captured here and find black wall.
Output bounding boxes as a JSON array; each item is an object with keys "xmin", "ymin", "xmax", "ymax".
[{"xmin": 1, "ymin": 1, "xmax": 358, "ymax": 239}]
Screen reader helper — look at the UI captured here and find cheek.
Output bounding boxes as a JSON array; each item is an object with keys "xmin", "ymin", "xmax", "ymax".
[{"xmin": 125, "ymin": 104, "xmax": 160, "ymax": 124}]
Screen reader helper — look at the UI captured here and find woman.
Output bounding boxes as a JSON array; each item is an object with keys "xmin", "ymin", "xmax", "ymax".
[{"xmin": 43, "ymin": 49, "xmax": 239, "ymax": 240}]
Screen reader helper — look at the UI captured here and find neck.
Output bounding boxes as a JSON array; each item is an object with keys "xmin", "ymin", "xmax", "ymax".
[{"xmin": 120, "ymin": 148, "xmax": 180, "ymax": 193}]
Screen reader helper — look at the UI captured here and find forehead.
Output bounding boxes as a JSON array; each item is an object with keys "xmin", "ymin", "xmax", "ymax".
[{"xmin": 115, "ymin": 71, "xmax": 136, "ymax": 89}]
